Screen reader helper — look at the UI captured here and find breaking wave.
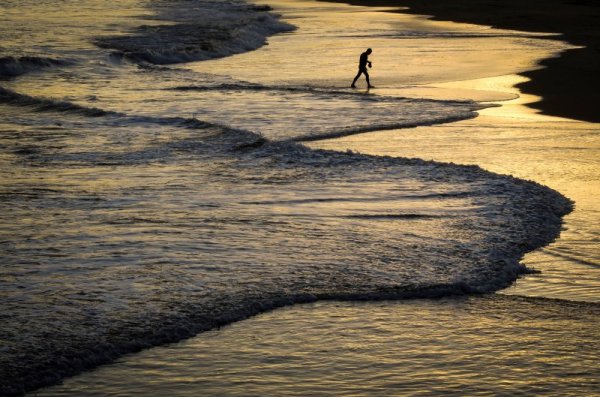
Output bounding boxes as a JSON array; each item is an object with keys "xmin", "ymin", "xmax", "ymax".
[
  {"xmin": 0, "ymin": 83, "xmax": 486, "ymax": 143},
  {"xmin": 95, "ymin": 0, "xmax": 295, "ymax": 65},
  {"xmin": 0, "ymin": 86, "xmax": 573, "ymax": 397},
  {"xmin": 0, "ymin": 56, "xmax": 73, "ymax": 79}
]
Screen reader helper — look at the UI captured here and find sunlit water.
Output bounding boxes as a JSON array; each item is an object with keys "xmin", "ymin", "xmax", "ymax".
[
  {"xmin": 0, "ymin": 0, "xmax": 597, "ymax": 395},
  {"xmin": 312, "ymin": 76, "xmax": 600, "ymax": 302},
  {"xmin": 37, "ymin": 297, "xmax": 600, "ymax": 397}
]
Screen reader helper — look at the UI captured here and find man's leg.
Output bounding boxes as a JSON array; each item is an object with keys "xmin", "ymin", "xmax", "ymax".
[
  {"xmin": 365, "ymin": 70, "xmax": 372, "ymax": 88},
  {"xmin": 351, "ymin": 70, "xmax": 363, "ymax": 87}
]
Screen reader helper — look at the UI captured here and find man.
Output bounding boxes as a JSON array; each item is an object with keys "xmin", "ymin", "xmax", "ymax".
[{"xmin": 351, "ymin": 48, "xmax": 373, "ymax": 88}]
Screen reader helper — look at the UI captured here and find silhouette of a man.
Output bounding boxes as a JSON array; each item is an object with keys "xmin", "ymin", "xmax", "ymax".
[{"xmin": 351, "ymin": 48, "xmax": 373, "ymax": 88}]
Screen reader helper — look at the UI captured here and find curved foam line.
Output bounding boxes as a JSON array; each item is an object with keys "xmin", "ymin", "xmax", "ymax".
[
  {"xmin": 94, "ymin": 3, "xmax": 296, "ymax": 66},
  {"xmin": 0, "ymin": 92, "xmax": 575, "ymax": 397},
  {"xmin": 0, "ymin": 56, "xmax": 74, "ymax": 79},
  {"xmin": 170, "ymin": 83, "xmax": 482, "ymax": 106},
  {"xmin": 294, "ymin": 112, "xmax": 480, "ymax": 142}
]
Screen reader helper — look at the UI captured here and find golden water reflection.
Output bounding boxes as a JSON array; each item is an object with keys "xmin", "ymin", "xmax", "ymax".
[
  {"xmin": 310, "ymin": 73, "xmax": 600, "ymax": 301},
  {"xmin": 36, "ymin": 297, "xmax": 600, "ymax": 396}
]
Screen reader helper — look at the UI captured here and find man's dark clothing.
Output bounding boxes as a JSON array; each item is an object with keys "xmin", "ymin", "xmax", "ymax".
[
  {"xmin": 359, "ymin": 51, "xmax": 369, "ymax": 70},
  {"xmin": 351, "ymin": 49, "xmax": 372, "ymax": 88}
]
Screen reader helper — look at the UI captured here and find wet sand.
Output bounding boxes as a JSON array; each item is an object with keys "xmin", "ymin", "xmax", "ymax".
[{"xmin": 321, "ymin": 0, "xmax": 600, "ymax": 123}]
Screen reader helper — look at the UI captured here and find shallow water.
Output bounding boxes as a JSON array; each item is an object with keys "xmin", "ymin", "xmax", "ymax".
[
  {"xmin": 1, "ymin": 0, "xmax": 597, "ymax": 395},
  {"xmin": 36, "ymin": 297, "xmax": 600, "ymax": 397},
  {"xmin": 188, "ymin": 0, "xmax": 597, "ymax": 301},
  {"xmin": 312, "ymin": 76, "xmax": 600, "ymax": 302}
]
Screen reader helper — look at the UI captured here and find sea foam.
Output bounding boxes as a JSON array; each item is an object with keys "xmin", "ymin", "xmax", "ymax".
[
  {"xmin": 95, "ymin": 0, "xmax": 295, "ymax": 65},
  {"xmin": 0, "ymin": 96, "xmax": 572, "ymax": 395}
]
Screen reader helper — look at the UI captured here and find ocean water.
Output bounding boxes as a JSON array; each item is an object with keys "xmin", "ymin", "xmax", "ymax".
[
  {"xmin": 35, "ymin": 297, "xmax": 600, "ymax": 397},
  {"xmin": 0, "ymin": 0, "xmax": 597, "ymax": 395},
  {"xmin": 313, "ymin": 75, "xmax": 600, "ymax": 303}
]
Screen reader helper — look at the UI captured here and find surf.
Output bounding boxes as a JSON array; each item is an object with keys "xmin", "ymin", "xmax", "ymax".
[{"xmin": 0, "ymin": 0, "xmax": 580, "ymax": 395}]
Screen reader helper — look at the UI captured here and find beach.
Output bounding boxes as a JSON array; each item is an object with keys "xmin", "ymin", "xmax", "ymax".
[
  {"xmin": 0, "ymin": 0, "xmax": 598, "ymax": 395},
  {"xmin": 323, "ymin": 0, "xmax": 600, "ymax": 123}
]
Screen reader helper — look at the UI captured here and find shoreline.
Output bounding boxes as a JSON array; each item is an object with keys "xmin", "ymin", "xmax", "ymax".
[
  {"xmin": 3, "ymin": 1, "xmax": 593, "ymax": 395},
  {"xmin": 320, "ymin": 0, "xmax": 600, "ymax": 123}
]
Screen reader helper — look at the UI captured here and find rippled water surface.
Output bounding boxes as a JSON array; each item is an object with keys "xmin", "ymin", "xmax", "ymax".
[
  {"xmin": 313, "ymin": 75, "xmax": 600, "ymax": 302},
  {"xmin": 37, "ymin": 297, "xmax": 600, "ymax": 397},
  {"xmin": 1, "ymin": 0, "xmax": 598, "ymax": 395}
]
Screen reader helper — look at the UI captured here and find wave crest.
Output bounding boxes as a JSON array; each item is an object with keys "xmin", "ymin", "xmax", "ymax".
[
  {"xmin": 95, "ymin": 0, "xmax": 295, "ymax": 65},
  {"xmin": 0, "ymin": 56, "xmax": 73, "ymax": 79}
]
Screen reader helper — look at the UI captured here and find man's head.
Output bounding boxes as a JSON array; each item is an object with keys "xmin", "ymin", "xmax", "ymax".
[{"xmin": 366, "ymin": 48, "xmax": 372, "ymax": 54}]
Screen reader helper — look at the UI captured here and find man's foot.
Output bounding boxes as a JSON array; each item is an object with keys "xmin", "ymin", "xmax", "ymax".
[
  {"xmin": 368, "ymin": 85, "xmax": 375, "ymax": 89},
  {"xmin": 350, "ymin": 84, "xmax": 356, "ymax": 88}
]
